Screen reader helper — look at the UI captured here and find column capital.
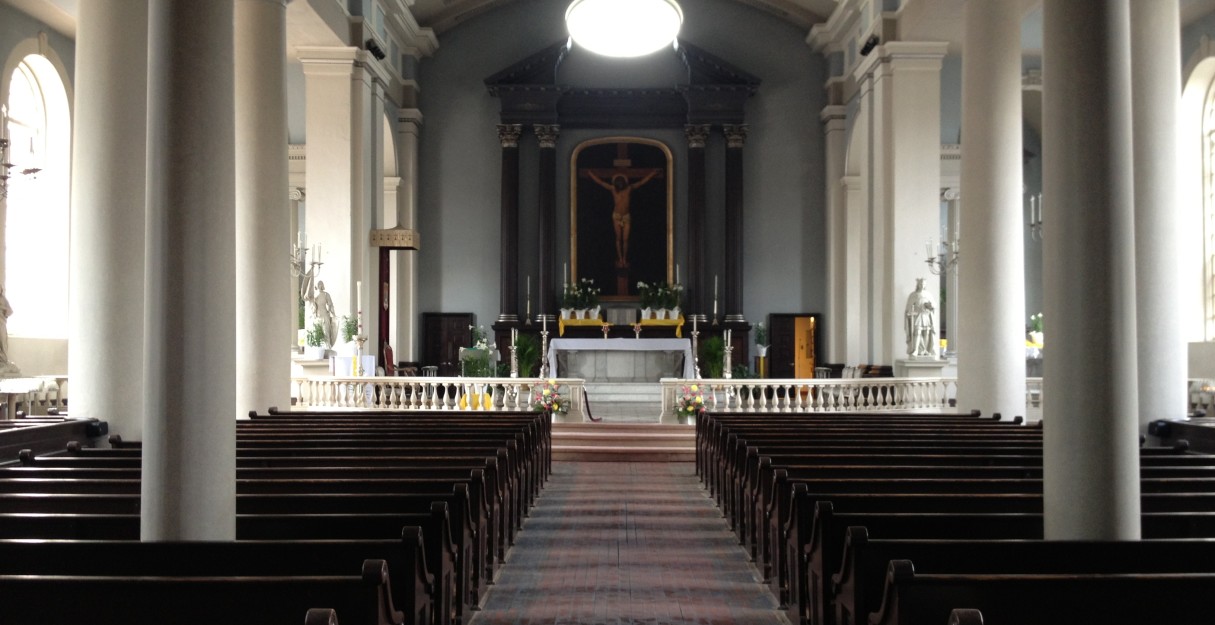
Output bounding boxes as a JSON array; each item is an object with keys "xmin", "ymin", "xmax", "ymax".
[
  {"xmin": 534, "ymin": 124, "xmax": 560, "ymax": 149},
  {"xmin": 497, "ymin": 124, "xmax": 523, "ymax": 149},
  {"xmin": 821, "ymin": 105, "xmax": 847, "ymax": 133},
  {"xmin": 941, "ymin": 187, "xmax": 960, "ymax": 201},
  {"xmin": 723, "ymin": 124, "xmax": 749, "ymax": 149},
  {"xmin": 289, "ymin": 186, "xmax": 305, "ymax": 201},
  {"xmin": 685, "ymin": 124, "xmax": 711, "ymax": 149}
]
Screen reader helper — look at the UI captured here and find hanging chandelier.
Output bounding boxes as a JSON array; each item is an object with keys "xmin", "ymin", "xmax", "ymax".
[{"xmin": 565, "ymin": 0, "xmax": 683, "ymax": 58}]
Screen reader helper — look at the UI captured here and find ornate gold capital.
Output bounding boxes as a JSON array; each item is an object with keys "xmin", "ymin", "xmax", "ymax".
[
  {"xmin": 534, "ymin": 124, "xmax": 560, "ymax": 149},
  {"xmin": 723, "ymin": 124, "xmax": 748, "ymax": 149},
  {"xmin": 497, "ymin": 124, "xmax": 523, "ymax": 148},
  {"xmin": 684, "ymin": 124, "xmax": 711, "ymax": 149}
]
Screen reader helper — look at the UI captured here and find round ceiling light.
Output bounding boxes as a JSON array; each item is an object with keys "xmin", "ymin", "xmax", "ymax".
[{"xmin": 565, "ymin": 0, "xmax": 683, "ymax": 58}]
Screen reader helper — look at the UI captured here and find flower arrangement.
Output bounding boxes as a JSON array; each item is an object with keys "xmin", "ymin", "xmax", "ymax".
[
  {"xmin": 755, "ymin": 321, "xmax": 768, "ymax": 347},
  {"xmin": 636, "ymin": 281, "xmax": 683, "ymax": 312},
  {"xmin": 532, "ymin": 379, "xmax": 569, "ymax": 414},
  {"xmin": 562, "ymin": 278, "xmax": 600, "ymax": 310},
  {"xmin": 469, "ymin": 325, "xmax": 489, "ymax": 350},
  {"xmin": 677, "ymin": 383, "xmax": 705, "ymax": 420},
  {"xmin": 1028, "ymin": 313, "xmax": 1043, "ymax": 334}
]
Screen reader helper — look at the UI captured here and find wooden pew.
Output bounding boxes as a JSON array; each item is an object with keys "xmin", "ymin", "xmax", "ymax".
[
  {"xmin": 870, "ymin": 559, "xmax": 1215, "ymax": 625},
  {"xmin": 0, "ymin": 504, "xmax": 463, "ymax": 625},
  {"xmin": 0, "ymin": 558, "xmax": 407, "ymax": 625},
  {"xmin": 0, "ymin": 535, "xmax": 434, "ymax": 625},
  {"xmin": 799, "ymin": 505, "xmax": 1215, "ymax": 625},
  {"xmin": 833, "ymin": 529, "xmax": 1215, "ymax": 625}
]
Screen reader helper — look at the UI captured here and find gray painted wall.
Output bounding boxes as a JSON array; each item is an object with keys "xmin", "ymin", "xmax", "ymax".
[
  {"xmin": 416, "ymin": 0, "xmax": 827, "ymax": 336},
  {"xmin": 0, "ymin": 5, "xmax": 75, "ymax": 81}
]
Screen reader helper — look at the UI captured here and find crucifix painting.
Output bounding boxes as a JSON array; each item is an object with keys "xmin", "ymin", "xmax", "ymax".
[{"xmin": 571, "ymin": 138, "xmax": 673, "ymax": 299}]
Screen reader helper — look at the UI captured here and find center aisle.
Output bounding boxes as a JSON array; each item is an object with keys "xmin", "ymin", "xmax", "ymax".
[{"xmin": 469, "ymin": 461, "xmax": 788, "ymax": 625}]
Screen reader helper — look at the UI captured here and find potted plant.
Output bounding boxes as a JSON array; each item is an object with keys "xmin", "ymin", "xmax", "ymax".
[
  {"xmin": 700, "ymin": 335, "xmax": 725, "ymax": 378},
  {"xmin": 305, "ymin": 321, "xmax": 327, "ymax": 359},
  {"xmin": 515, "ymin": 333, "xmax": 540, "ymax": 377},
  {"xmin": 579, "ymin": 278, "xmax": 600, "ymax": 319},
  {"xmin": 667, "ymin": 282, "xmax": 683, "ymax": 319},
  {"xmin": 637, "ymin": 281, "xmax": 655, "ymax": 319},
  {"xmin": 755, "ymin": 322, "xmax": 769, "ymax": 357}
]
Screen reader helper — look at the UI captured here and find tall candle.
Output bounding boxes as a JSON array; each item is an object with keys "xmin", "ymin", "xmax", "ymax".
[
  {"xmin": 675, "ymin": 264, "xmax": 680, "ymax": 285},
  {"xmin": 563, "ymin": 262, "xmax": 568, "ymax": 288},
  {"xmin": 356, "ymin": 281, "xmax": 362, "ymax": 315},
  {"xmin": 542, "ymin": 315, "xmax": 547, "ymax": 333},
  {"xmin": 692, "ymin": 315, "xmax": 698, "ymax": 333}
]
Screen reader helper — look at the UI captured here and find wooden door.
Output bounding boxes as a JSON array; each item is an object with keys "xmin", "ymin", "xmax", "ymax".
[
  {"xmin": 769, "ymin": 313, "xmax": 821, "ymax": 379},
  {"xmin": 794, "ymin": 316, "xmax": 816, "ymax": 378},
  {"xmin": 422, "ymin": 313, "xmax": 474, "ymax": 376}
]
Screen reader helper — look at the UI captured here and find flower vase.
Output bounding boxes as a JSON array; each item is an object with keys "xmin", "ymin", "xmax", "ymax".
[
  {"xmin": 756, "ymin": 344, "xmax": 769, "ymax": 358},
  {"xmin": 575, "ymin": 309, "xmax": 588, "ymax": 320},
  {"xmin": 1028, "ymin": 331, "xmax": 1043, "ymax": 346},
  {"xmin": 670, "ymin": 306, "xmax": 681, "ymax": 320},
  {"xmin": 656, "ymin": 308, "xmax": 668, "ymax": 320},
  {"xmin": 560, "ymin": 308, "xmax": 573, "ymax": 320},
  {"xmin": 589, "ymin": 305, "xmax": 601, "ymax": 320},
  {"xmin": 640, "ymin": 307, "xmax": 652, "ymax": 320}
]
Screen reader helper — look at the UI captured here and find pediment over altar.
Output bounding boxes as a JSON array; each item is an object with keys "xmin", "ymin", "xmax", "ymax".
[{"xmin": 484, "ymin": 39, "xmax": 760, "ymax": 127}]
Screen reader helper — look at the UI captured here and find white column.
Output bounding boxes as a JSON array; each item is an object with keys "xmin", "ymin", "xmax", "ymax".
[
  {"xmin": 865, "ymin": 42, "xmax": 949, "ymax": 364},
  {"xmin": 943, "ymin": 188, "xmax": 961, "ymax": 358},
  {"xmin": 298, "ymin": 48, "xmax": 360, "ymax": 324},
  {"xmin": 235, "ymin": 0, "xmax": 290, "ymax": 414},
  {"xmin": 142, "ymin": 0, "xmax": 236, "ymax": 540},
  {"xmin": 1042, "ymin": 0, "xmax": 1141, "ymax": 540},
  {"xmin": 398, "ymin": 110, "xmax": 422, "ymax": 361},
  {"xmin": 822, "ymin": 105, "xmax": 847, "ymax": 365},
  {"xmin": 1131, "ymin": 0, "xmax": 1186, "ymax": 430},
  {"xmin": 68, "ymin": 0, "xmax": 147, "ymax": 438},
  {"xmin": 956, "ymin": 0, "xmax": 1026, "ymax": 418},
  {"xmin": 843, "ymin": 175, "xmax": 868, "ymax": 364}
]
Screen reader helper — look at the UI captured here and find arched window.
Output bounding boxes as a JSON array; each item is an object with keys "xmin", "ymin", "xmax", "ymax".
[{"xmin": 3, "ymin": 54, "xmax": 70, "ymax": 339}]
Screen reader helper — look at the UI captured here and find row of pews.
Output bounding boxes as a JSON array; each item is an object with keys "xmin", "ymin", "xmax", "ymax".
[
  {"xmin": 697, "ymin": 409, "xmax": 1215, "ymax": 625},
  {"xmin": 0, "ymin": 409, "xmax": 551, "ymax": 625}
]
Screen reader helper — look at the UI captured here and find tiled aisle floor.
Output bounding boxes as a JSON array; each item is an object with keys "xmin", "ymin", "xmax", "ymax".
[{"xmin": 469, "ymin": 462, "xmax": 788, "ymax": 625}]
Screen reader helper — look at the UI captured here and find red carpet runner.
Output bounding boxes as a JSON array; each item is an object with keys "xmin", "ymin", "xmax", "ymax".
[{"xmin": 470, "ymin": 462, "xmax": 786, "ymax": 625}]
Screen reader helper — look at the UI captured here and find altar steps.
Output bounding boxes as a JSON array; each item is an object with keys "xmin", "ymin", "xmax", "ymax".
[{"xmin": 552, "ymin": 422, "xmax": 695, "ymax": 462}]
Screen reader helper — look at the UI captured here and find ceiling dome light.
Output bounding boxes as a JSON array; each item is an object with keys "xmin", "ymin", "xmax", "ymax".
[{"xmin": 566, "ymin": 0, "xmax": 683, "ymax": 58}]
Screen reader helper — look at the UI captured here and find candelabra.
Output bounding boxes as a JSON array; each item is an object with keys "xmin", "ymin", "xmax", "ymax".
[
  {"xmin": 538, "ymin": 325, "xmax": 551, "ymax": 378},
  {"xmin": 0, "ymin": 137, "xmax": 41, "ymax": 200},
  {"xmin": 509, "ymin": 330, "xmax": 519, "ymax": 379},
  {"xmin": 925, "ymin": 237, "xmax": 959, "ymax": 276},
  {"xmin": 690, "ymin": 317, "xmax": 702, "ymax": 379},
  {"xmin": 722, "ymin": 329, "xmax": 733, "ymax": 380},
  {"xmin": 1027, "ymin": 193, "xmax": 1043, "ymax": 241}
]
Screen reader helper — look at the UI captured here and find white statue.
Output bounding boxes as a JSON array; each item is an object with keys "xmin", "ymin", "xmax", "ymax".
[
  {"xmin": 311, "ymin": 280, "xmax": 337, "ymax": 349},
  {"xmin": 904, "ymin": 277, "xmax": 938, "ymax": 358}
]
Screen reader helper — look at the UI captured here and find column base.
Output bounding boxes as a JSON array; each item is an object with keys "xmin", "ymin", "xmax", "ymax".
[{"xmin": 894, "ymin": 357, "xmax": 948, "ymax": 378}]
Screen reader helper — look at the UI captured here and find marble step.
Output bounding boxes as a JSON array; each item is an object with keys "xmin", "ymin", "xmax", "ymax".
[
  {"xmin": 552, "ymin": 423, "xmax": 695, "ymax": 462},
  {"xmin": 583, "ymin": 382, "xmax": 664, "ymax": 404}
]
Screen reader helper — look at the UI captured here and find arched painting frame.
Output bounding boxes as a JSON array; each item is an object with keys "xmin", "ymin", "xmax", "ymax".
[{"xmin": 569, "ymin": 137, "xmax": 674, "ymax": 301}]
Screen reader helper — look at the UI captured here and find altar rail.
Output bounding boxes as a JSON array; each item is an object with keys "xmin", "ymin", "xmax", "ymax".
[
  {"xmin": 659, "ymin": 377, "xmax": 961, "ymax": 418},
  {"xmin": 290, "ymin": 376, "xmax": 587, "ymax": 419}
]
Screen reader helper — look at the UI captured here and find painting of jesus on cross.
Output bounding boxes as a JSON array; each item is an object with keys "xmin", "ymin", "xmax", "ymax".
[{"xmin": 570, "ymin": 138, "xmax": 673, "ymax": 301}]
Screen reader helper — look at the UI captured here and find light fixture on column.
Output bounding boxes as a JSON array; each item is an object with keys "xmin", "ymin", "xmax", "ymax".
[
  {"xmin": 925, "ymin": 236, "xmax": 958, "ymax": 276},
  {"xmin": 1027, "ymin": 192, "xmax": 1043, "ymax": 241},
  {"xmin": 0, "ymin": 138, "xmax": 41, "ymax": 200},
  {"xmin": 1, "ymin": 108, "xmax": 40, "ymax": 200},
  {"xmin": 565, "ymin": 0, "xmax": 683, "ymax": 58}
]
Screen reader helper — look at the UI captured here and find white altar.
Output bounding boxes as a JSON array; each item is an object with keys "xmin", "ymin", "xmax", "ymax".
[{"xmin": 548, "ymin": 338, "xmax": 695, "ymax": 382}]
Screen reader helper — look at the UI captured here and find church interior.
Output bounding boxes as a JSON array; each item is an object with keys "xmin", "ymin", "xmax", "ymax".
[{"xmin": 4, "ymin": 0, "xmax": 1215, "ymax": 623}]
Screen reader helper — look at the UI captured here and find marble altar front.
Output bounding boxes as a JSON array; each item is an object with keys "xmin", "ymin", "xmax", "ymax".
[{"xmin": 548, "ymin": 338, "xmax": 695, "ymax": 382}]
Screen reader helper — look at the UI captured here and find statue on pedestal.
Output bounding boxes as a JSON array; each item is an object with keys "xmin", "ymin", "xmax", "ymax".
[{"xmin": 904, "ymin": 278, "xmax": 938, "ymax": 359}]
